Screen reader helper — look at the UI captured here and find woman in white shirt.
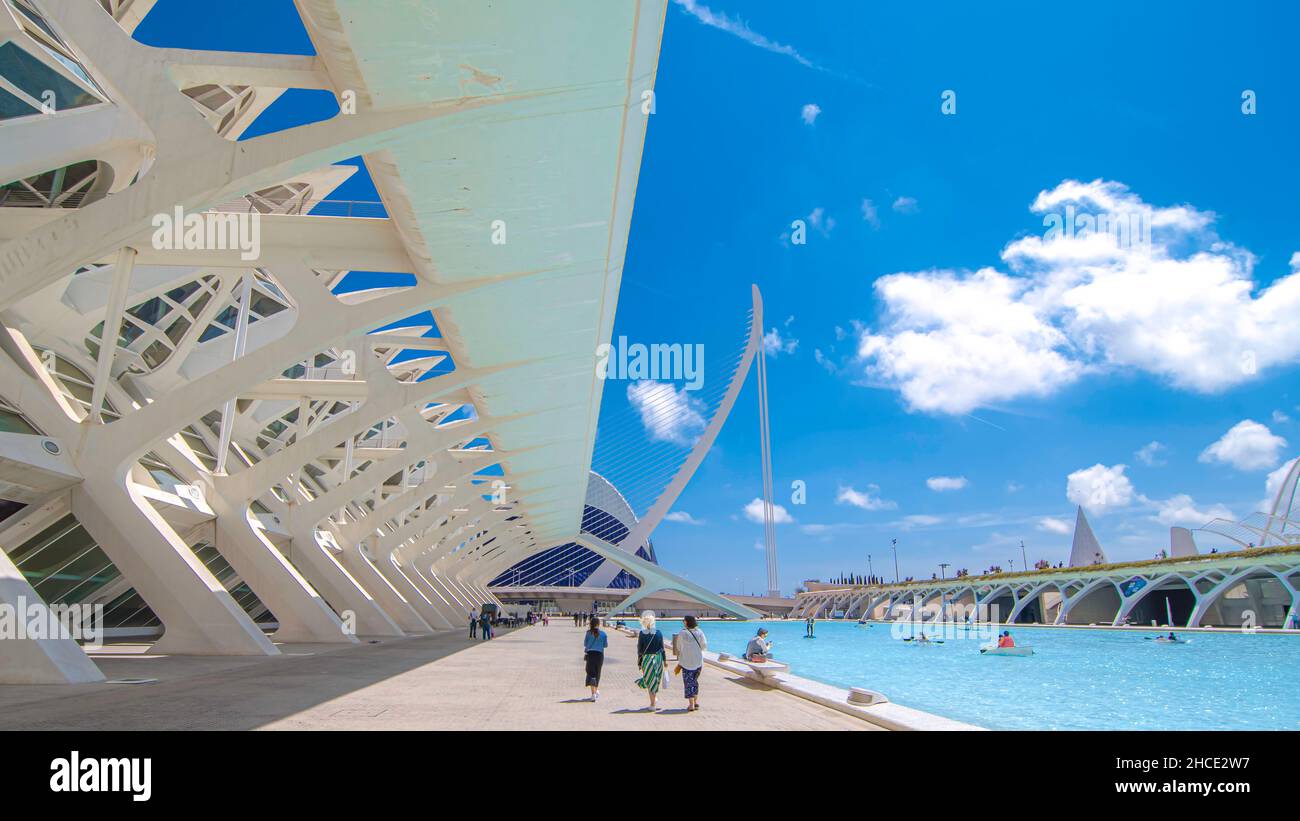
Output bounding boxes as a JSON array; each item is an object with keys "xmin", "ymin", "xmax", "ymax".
[{"xmin": 675, "ymin": 615, "xmax": 708, "ymax": 712}]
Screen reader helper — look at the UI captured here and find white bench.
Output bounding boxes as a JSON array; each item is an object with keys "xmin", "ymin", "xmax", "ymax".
[
  {"xmin": 738, "ymin": 659, "xmax": 789, "ymax": 679},
  {"xmin": 847, "ymin": 687, "xmax": 889, "ymax": 706}
]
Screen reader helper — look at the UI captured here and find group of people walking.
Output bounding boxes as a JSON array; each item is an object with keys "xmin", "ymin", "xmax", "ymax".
[
  {"xmin": 581, "ymin": 611, "xmax": 708, "ymax": 712},
  {"xmin": 467, "ymin": 609, "xmax": 494, "ymax": 641}
]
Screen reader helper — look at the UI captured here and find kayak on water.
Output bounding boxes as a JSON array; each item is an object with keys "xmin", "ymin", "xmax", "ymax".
[{"xmin": 980, "ymin": 645, "xmax": 1034, "ymax": 656}]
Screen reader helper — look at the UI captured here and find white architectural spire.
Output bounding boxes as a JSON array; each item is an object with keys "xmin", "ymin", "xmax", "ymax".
[
  {"xmin": 1068, "ymin": 505, "xmax": 1106, "ymax": 566},
  {"xmin": 1170, "ymin": 526, "xmax": 1199, "ymax": 557}
]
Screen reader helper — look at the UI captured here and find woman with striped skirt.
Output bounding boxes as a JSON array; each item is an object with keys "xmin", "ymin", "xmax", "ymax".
[{"xmin": 634, "ymin": 610, "xmax": 666, "ymax": 711}]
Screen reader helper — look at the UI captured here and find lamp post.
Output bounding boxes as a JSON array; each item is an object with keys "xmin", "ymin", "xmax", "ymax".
[
  {"xmin": 939, "ymin": 562, "xmax": 950, "ymax": 580},
  {"xmin": 891, "ymin": 538, "xmax": 899, "ymax": 583},
  {"xmin": 1020, "ymin": 539, "xmax": 1029, "ymax": 570},
  {"xmin": 868, "ymin": 554, "xmax": 874, "ymax": 584}
]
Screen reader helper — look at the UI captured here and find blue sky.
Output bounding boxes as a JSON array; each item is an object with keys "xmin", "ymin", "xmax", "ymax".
[
  {"xmin": 617, "ymin": 0, "xmax": 1300, "ymax": 593},
  {"xmin": 136, "ymin": 1, "xmax": 1300, "ymax": 594}
]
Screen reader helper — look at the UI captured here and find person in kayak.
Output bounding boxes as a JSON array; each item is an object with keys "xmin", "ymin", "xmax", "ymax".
[{"xmin": 997, "ymin": 631, "xmax": 1015, "ymax": 648}]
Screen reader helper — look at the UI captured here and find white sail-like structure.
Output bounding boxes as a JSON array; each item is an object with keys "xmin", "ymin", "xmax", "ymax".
[{"xmin": 1067, "ymin": 506, "xmax": 1107, "ymax": 567}]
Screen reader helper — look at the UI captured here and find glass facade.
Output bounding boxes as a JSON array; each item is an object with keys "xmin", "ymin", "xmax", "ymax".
[
  {"xmin": 490, "ymin": 502, "xmax": 655, "ymax": 589},
  {"xmin": 5, "ymin": 514, "xmax": 275, "ymax": 633}
]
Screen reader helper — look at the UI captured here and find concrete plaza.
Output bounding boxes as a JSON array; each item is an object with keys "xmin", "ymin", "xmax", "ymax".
[{"xmin": 0, "ymin": 623, "xmax": 875, "ymax": 731}]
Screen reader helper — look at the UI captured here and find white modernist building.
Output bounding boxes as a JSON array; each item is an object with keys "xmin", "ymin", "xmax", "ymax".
[
  {"xmin": 792, "ymin": 471, "xmax": 1300, "ymax": 629},
  {"xmin": 0, "ymin": 0, "xmax": 758, "ymax": 686}
]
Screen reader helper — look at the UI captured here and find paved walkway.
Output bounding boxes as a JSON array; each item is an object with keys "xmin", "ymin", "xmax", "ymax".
[{"xmin": 0, "ymin": 623, "xmax": 875, "ymax": 730}]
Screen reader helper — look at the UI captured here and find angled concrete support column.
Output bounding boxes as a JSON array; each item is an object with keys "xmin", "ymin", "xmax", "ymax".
[
  {"xmin": 337, "ymin": 539, "xmax": 433, "ymax": 634},
  {"xmin": 374, "ymin": 558, "xmax": 455, "ymax": 630},
  {"xmin": 283, "ymin": 511, "xmax": 403, "ymax": 637},
  {"xmin": 207, "ymin": 491, "xmax": 356, "ymax": 645},
  {"xmin": 409, "ymin": 564, "xmax": 473, "ymax": 626},
  {"xmin": 0, "ymin": 549, "xmax": 105, "ymax": 683},
  {"xmin": 441, "ymin": 573, "xmax": 485, "ymax": 608},
  {"xmin": 470, "ymin": 583, "xmax": 504, "ymax": 608},
  {"xmin": 71, "ymin": 478, "xmax": 277, "ymax": 656},
  {"xmin": 417, "ymin": 561, "xmax": 474, "ymax": 612}
]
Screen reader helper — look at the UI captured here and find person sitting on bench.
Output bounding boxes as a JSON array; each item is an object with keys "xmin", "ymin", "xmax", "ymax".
[{"xmin": 745, "ymin": 627, "xmax": 773, "ymax": 662}]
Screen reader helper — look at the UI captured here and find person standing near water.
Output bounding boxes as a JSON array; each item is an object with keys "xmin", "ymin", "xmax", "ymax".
[
  {"xmin": 676, "ymin": 615, "xmax": 707, "ymax": 712},
  {"xmin": 583, "ymin": 616, "xmax": 608, "ymax": 701},
  {"xmin": 634, "ymin": 610, "xmax": 666, "ymax": 710},
  {"xmin": 805, "ymin": 617, "xmax": 815, "ymax": 638}
]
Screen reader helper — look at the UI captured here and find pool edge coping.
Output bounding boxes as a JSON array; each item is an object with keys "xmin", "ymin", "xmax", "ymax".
[{"xmin": 701, "ymin": 651, "xmax": 985, "ymax": 731}]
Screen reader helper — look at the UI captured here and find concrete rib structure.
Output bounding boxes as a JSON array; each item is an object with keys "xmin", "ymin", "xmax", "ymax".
[
  {"xmin": 795, "ymin": 465, "xmax": 1300, "ymax": 629},
  {"xmin": 0, "ymin": 0, "xmax": 753, "ymax": 686}
]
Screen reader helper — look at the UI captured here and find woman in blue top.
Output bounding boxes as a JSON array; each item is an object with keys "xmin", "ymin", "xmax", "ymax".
[
  {"xmin": 583, "ymin": 616, "xmax": 608, "ymax": 701},
  {"xmin": 634, "ymin": 610, "xmax": 666, "ymax": 710}
]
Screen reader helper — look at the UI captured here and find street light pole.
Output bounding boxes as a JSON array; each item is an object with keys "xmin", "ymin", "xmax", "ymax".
[
  {"xmin": 891, "ymin": 538, "xmax": 899, "ymax": 583},
  {"xmin": 868, "ymin": 554, "xmax": 874, "ymax": 583},
  {"xmin": 939, "ymin": 562, "xmax": 950, "ymax": 580},
  {"xmin": 1020, "ymin": 539, "xmax": 1029, "ymax": 570}
]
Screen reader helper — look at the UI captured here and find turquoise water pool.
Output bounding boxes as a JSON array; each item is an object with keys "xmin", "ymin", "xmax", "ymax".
[{"xmin": 651, "ymin": 619, "xmax": 1300, "ymax": 730}]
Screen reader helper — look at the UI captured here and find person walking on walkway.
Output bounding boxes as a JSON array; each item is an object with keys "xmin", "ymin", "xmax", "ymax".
[
  {"xmin": 676, "ymin": 615, "xmax": 707, "ymax": 712},
  {"xmin": 479, "ymin": 609, "xmax": 492, "ymax": 641},
  {"xmin": 635, "ymin": 610, "xmax": 666, "ymax": 710},
  {"xmin": 468, "ymin": 610, "xmax": 477, "ymax": 639},
  {"xmin": 583, "ymin": 616, "xmax": 608, "ymax": 701}
]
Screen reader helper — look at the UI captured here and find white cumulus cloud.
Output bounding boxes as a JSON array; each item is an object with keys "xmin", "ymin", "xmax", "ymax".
[
  {"xmin": 1066, "ymin": 463, "xmax": 1135, "ymax": 514},
  {"xmin": 1199, "ymin": 419, "xmax": 1287, "ymax": 471},
  {"xmin": 835, "ymin": 484, "xmax": 896, "ymax": 511},
  {"xmin": 808, "ymin": 206, "xmax": 835, "ymax": 237},
  {"xmin": 1135, "ymin": 441, "xmax": 1167, "ymax": 467},
  {"xmin": 800, "ymin": 103, "xmax": 821, "ymax": 124},
  {"xmin": 627, "ymin": 381, "xmax": 706, "ymax": 447},
  {"xmin": 926, "ymin": 475, "xmax": 968, "ymax": 492},
  {"xmin": 1260, "ymin": 457, "xmax": 1299, "ymax": 514},
  {"xmin": 743, "ymin": 497, "xmax": 793, "ymax": 524},
  {"xmin": 892, "ymin": 196, "xmax": 919, "ymax": 214},
  {"xmin": 664, "ymin": 511, "xmax": 704, "ymax": 525},
  {"xmin": 763, "ymin": 326, "xmax": 799, "ymax": 356},
  {"xmin": 1151, "ymin": 494, "xmax": 1233, "ymax": 527},
  {"xmin": 852, "ymin": 179, "xmax": 1300, "ymax": 414},
  {"xmin": 1037, "ymin": 516, "xmax": 1071, "ymax": 534},
  {"xmin": 861, "ymin": 198, "xmax": 880, "ymax": 229}
]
